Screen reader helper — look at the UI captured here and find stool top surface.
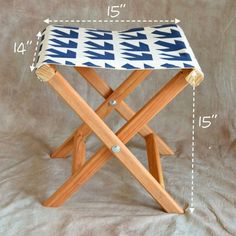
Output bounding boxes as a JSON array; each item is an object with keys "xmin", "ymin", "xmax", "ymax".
[{"xmin": 36, "ymin": 24, "xmax": 203, "ymax": 74}]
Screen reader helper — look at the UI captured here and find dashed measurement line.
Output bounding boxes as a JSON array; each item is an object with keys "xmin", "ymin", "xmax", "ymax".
[
  {"xmin": 30, "ymin": 32, "xmax": 42, "ymax": 72},
  {"xmin": 190, "ymin": 85, "xmax": 196, "ymax": 213},
  {"xmin": 44, "ymin": 18, "xmax": 180, "ymax": 24},
  {"xmin": 32, "ymin": 41, "xmax": 39, "ymax": 63}
]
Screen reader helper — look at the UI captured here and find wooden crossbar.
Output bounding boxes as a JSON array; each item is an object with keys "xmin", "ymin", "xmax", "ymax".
[
  {"xmin": 50, "ymin": 69, "xmax": 152, "ymax": 158},
  {"xmin": 36, "ymin": 65, "xmax": 192, "ymax": 213},
  {"xmin": 72, "ymin": 131, "xmax": 86, "ymax": 174},
  {"xmin": 75, "ymin": 67, "xmax": 174, "ymax": 156},
  {"xmin": 145, "ymin": 134, "xmax": 165, "ymax": 188}
]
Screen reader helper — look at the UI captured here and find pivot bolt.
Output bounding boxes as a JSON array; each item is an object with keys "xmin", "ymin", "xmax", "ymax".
[
  {"xmin": 111, "ymin": 145, "xmax": 121, "ymax": 153},
  {"xmin": 109, "ymin": 100, "xmax": 117, "ymax": 106}
]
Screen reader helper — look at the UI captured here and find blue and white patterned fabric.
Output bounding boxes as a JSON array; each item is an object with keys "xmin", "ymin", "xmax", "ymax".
[{"xmin": 36, "ymin": 24, "xmax": 203, "ymax": 74}]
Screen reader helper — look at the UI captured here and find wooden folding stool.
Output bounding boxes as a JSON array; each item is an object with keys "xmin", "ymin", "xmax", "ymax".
[{"xmin": 34, "ymin": 24, "xmax": 204, "ymax": 213}]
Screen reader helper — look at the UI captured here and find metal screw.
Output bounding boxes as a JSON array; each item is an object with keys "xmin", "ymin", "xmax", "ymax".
[
  {"xmin": 111, "ymin": 145, "xmax": 121, "ymax": 153},
  {"xmin": 109, "ymin": 100, "xmax": 117, "ymax": 106}
]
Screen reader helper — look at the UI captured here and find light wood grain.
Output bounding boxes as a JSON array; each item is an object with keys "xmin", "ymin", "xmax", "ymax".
[
  {"xmin": 75, "ymin": 67, "xmax": 174, "ymax": 155},
  {"xmin": 145, "ymin": 134, "xmax": 165, "ymax": 188},
  {"xmin": 72, "ymin": 132, "xmax": 86, "ymax": 174},
  {"xmin": 38, "ymin": 66, "xmax": 191, "ymax": 213},
  {"xmin": 50, "ymin": 69, "xmax": 151, "ymax": 158},
  {"xmin": 115, "ymin": 70, "xmax": 190, "ymax": 144}
]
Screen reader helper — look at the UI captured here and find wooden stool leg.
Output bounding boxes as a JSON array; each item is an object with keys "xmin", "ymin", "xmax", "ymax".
[
  {"xmin": 145, "ymin": 134, "xmax": 165, "ymax": 188},
  {"xmin": 72, "ymin": 133, "xmax": 86, "ymax": 174},
  {"xmin": 50, "ymin": 69, "xmax": 151, "ymax": 159},
  {"xmin": 36, "ymin": 66, "xmax": 191, "ymax": 213},
  {"xmin": 49, "ymin": 68, "xmax": 173, "ymax": 159},
  {"xmin": 76, "ymin": 67, "xmax": 174, "ymax": 156}
]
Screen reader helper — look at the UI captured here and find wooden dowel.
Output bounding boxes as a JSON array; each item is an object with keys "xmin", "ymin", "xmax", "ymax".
[
  {"xmin": 72, "ymin": 133, "xmax": 86, "ymax": 174},
  {"xmin": 145, "ymin": 134, "xmax": 165, "ymax": 188}
]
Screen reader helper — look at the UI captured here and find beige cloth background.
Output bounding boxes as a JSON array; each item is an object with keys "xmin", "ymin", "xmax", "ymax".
[{"xmin": 0, "ymin": 0, "xmax": 235, "ymax": 235}]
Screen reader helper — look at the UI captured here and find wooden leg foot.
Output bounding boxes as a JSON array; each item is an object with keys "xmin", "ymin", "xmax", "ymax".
[{"xmin": 42, "ymin": 147, "xmax": 111, "ymax": 207}]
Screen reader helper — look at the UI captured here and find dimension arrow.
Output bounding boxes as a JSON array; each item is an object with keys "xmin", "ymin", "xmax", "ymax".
[
  {"xmin": 190, "ymin": 85, "xmax": 196, "ymax": 213},
  {"xmin": 44, "ymin": 18, "xmax": 50, "ymax": 24},
  {"xmin": 30, "ymin": 64, "xmax": 35, "ymax": 72},
  {"xmin": 189, "ymin": 207, "xmax": 195, "ymax": 213},
  {"xmin": 36, "ymin": 31, "xmax": 42, "ymax": 39},
  {"xmin": 44, "ymin": 18, "xmax": 180, "ymax": 24},
  {"xmin": 29, "ymin": 31, "xmax": 42, "ymax": 72}
]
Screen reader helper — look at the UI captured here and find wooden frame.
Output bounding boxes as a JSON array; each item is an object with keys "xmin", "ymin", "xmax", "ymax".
[
  {"xmin": 36, "ymin": 64, "xmax": 200, "ymax": 214},
  {"xmin": 50, "ymin": 68, "xmax": 173, "ymax": 159}
]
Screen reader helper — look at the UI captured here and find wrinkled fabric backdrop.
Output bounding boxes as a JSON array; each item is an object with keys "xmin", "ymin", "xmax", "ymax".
[{"xmin": 0, "ymin": 1, "xmax": 235, "ymax": 235}]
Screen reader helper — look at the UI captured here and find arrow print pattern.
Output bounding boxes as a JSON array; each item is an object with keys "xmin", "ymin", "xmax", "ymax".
[{"xmin": 35, "ymin": 24, "xmax": 202, "ymax": 72}]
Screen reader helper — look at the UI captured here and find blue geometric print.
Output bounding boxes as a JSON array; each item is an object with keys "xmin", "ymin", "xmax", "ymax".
[
  {"xmin": 121, "ymin": 42, "xmax": 150, "ymax": 52},
  {"xmin": 46, "ymin": 48, "xmax": 76, "ymax": 58},
  {"xmin": 155, "ymin": 40, "xmax": 186, "ymax": 52},
  {"xmin": 85, "ymin": 41, "xmax": 114, "ymax": 50},
  {"xmin": 119, "ymin": 32, "xmax": 147, "ymax": 40},
  {"xmin": 36, "ymin": 24, "xmax": 202, "ymax": 73},
  {"xmin": 49, "ymin": 39, "xmax": 77, "ymax": 48},
  {"xmin": 122, "ymin": 52, "xmax": 153, "ymax": 61},
  {"xmin": 52, "ymin": 29, "xmax": 78, "ymax": 38},
  {"xmin": 86, "ymin": 31, "xmax": 113, "ymax": 40},
  {"xmin": 152, "ymin": 29, "xmax": 181, "ymax": 38},
  {"xmin": 84, "ymin": 51, "xmax": 114, "ymax": 60}
]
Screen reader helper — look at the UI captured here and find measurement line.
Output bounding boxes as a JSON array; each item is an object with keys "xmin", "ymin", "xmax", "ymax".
[
  {"xmin": 44, "ymin": 18, "xmax": 180, "ymax": 24},
  {"xmin": 190, "ymin": 85, "xmax": 196, "ymax": 213},
  {"xmin": 32, "ymin": 40, "xmax": 39, "ymax": 63},
  {"xmin": 30, "ymin": 32, "xmax": 42, "ymax": 72}
]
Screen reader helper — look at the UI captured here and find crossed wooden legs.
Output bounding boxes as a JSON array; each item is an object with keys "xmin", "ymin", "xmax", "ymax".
[
  {"xmin": 36, "ymin": 65, "xmax": 193, "ymax": 213},
  {"xmin": 50, "ymin": 68, "xmax": 173, "ymax": 159}
]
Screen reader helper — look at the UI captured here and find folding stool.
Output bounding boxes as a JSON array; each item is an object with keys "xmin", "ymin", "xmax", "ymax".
[{"xmin": 35, "ymin": 24, "xmax": 204, "ymax": 213}]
